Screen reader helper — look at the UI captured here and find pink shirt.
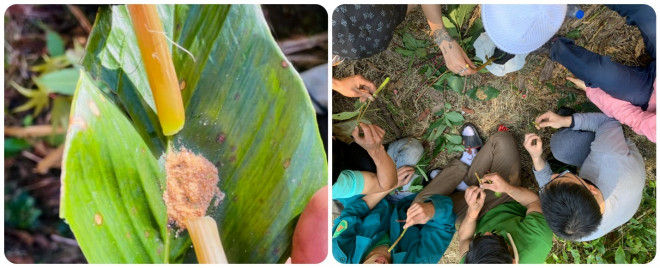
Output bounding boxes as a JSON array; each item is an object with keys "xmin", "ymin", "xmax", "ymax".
[{"xmin": 585, "ymin": 82, "xmax": 656, "ymax": 142}]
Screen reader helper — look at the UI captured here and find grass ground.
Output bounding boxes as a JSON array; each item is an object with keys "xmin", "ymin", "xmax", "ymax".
[{"xmin": 332, "ymin": 5, "xmax": 656, "ymax": 264}]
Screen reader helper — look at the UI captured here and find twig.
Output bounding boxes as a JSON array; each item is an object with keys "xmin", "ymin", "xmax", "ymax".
[
  {"xmin": 277, "ymin": 32, "xmax": 328, "ymax": 55},
  {"xmin": 67, "ymin": 5, "xmax": 92, "ymax": 33},
  {"xmin": 4, "ymin": 125, "xmax": 66, "ymax": 138},
  {"xmin": 35, "ymin": 144, "xmax": 65, "ymax": 174},
  {"xmin": 375, "ymin": 99, "xmax": 402, "ymax": 138},
  {"xmin": 588, "ymin": 22, "xmax": 606, "ymax": 44},
  {"xmin": 355, "ymin": 77, "xmax": 391, "ymax": 126},
  {"xmin": 388, "ymin": 228, "xmax": 408, "ymax": 252},
  {"xmin": 366, "ymin": 61, "xmax": 386, "ymax": 73},
  {"xmin": 50, "ymin": 234, "xmax": 79, "ymax": 247},
  {"xmin": 475, "ymin": 172, "xmax": 483, "ymax": 185}
]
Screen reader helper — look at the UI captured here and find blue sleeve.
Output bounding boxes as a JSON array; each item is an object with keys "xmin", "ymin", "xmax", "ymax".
[
  {"xmin": 332, "ymin": 170, "xmax": 365, "ymax": 199},
  {"xmin": 533, "ymin": 160, "xmax": 553, "ymax": 188}
]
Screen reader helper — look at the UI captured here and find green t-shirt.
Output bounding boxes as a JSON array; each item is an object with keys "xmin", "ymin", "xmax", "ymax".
[
  {"xmin": 475, "ymin": 202, "xmax": 553, "ymax": 264},
  {"xmin": 332, "ymin": 170, "xmax": 364, "ymax": 199}
]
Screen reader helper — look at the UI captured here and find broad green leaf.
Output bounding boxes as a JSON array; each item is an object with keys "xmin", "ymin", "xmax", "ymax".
[
  {"xmin": 402, "ymin": 32, "xmax": 417, "ymax": 49},
  {"xmin": 46, "ymin": 29, "xmax": 65, "ymax": 57},
  {"xmin": 427, "ymin": 124, "xmax": 447, "ymax": 142},
  {"xmin": 444, "ymin": 102, "xmax": 452, "ymax": 110},
  {"xmin": 446, "ymin": 75, "xmax": 463, "ymax": 93},
  {"xmin": 615, "ymin": 245, "xmax": 627, "ymax": 264},
  {"xmin": 445, "ymin": 111, "xmax": 464, "ymax": 123},
  {"xmin": 332, "ymin": 110, "xmax": 360, "ymax": 120},
  {"xmin": 415, "ymin": 47, "xmax": 427, "ymax": 58},
  {"xmin": 445, "ymin": 134, "xmax": 462, "ymax": 144},
  {"xmin": 38, "ymin": 68, "xmax": 80, "ymax": 95},
  {"xmin": 441, "ymin": 16, "xmax": 459, "ymax": 39},
  {"xmin": 63, "ymin": 5, "xmax": 326, "ymax": 264},
  {"xmin": 449, "ymin": 4, "xmax": 476, "ymax": 32},
  {"xmin": 395, "ymin": 47, "xmax": 415, "ymax": 57}
]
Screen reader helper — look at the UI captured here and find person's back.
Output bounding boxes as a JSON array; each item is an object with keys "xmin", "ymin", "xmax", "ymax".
[{"xmin": 573, "ymin": 114, "xmax": 646, "ymax": 241}]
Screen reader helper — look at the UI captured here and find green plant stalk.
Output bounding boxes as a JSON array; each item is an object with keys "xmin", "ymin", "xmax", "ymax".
[
  {"xmin": 388, "ymin": 227, "xmax": 408, "ymax": 252},
  {"xmin": 355, "ymin": 77, "xmax": 390, "ymax": 126},
  {"xmin": 474, "ymin": 56, "xmax": 495, "ymax": 72}
]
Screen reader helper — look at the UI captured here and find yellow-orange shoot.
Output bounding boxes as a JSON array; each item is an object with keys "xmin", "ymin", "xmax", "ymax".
[{"xmin": 127, "ymin": 4, "xmax": 185, "ymax": 136}]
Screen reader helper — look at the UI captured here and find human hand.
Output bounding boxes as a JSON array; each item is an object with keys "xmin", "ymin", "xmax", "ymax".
[
  {"xmin": 433, "ymin": 28, "xmax": 477, "ymax": 76},
  {"xmin": 535, "ymin": 111, "xmax": 572, "ymax": 129},
  {"xmin": 464, "ymin": 186, "xmax": 485, "ymax": 220},
  {"xmin": 480, "ymin": 173, "xmax": 512, "ymax": 194},
  {"xmin": 396, "ymin": 166, "xmax": 415, "ymax": 188},
  {"xmin": 403, "ymin": 202, "xmax": 435, "ymax": 229},
  {"xmin": 332, "ymin": 75, "xmax": 376, "ymax": 102},
  {"xmin": 523, "ymin": 133, "xmax": 543, "ymax": 160},
  {"xmin": 566, "ymin": 76, "xmax": 586, "ymax": 91},
  {"xmin": 352, "ymin": 123, "xmax": 385, "ymax": 153}
]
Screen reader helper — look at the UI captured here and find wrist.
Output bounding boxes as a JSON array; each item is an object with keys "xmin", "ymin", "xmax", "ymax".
[
  {"xmin": 562, "ymin": 115, "xmax": 573, "ymax": 128},
  {"xmin": 367, "ymin": 145, "xmax": 385, "ymax": 158}
]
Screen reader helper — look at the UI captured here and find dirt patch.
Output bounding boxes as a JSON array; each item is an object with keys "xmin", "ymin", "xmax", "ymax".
[{"xmin": 164, "ymin": 148, "xmax": 225, "ymax": 230}]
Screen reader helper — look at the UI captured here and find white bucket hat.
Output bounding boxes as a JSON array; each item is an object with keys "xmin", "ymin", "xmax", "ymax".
[{"xmin": 482, "ymin": 4, "xmax": 567, "ymax": 54}]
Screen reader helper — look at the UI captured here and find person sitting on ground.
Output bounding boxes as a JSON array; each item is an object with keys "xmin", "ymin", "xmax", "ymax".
[
  {"xmin": 458, "ymin": 173, "xmax": 553, "ymax": 264},
  {"xmin": 565, "ymin": 77, "xmax": 656, "ymax": 143},
  {"xmin": 332, "ymin": 167, "xmax": 456, "ymax": 264},
  {"xmin": 332, "ymin": 123, "xmax": 423, "ymax": 200},
  {"xmin": 332, "ymin": 4, "xmax": 477, "ymax": 76},
  {"xmin": 410, "ymin": 123, "xmax": 552, "ymax": 263},
  {"xmin": 529, "ymin": 111, "xmax": 646, "ymax": 241}
]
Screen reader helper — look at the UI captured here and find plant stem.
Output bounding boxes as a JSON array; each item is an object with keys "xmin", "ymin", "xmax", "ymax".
[
  {"xmin": 187, "ymin": 216, "xmax": 227, "ymax": 264},
  {"xmin": 127, "ymin": 4, "xmax": 185, "ymax": 136},
  {"xmin": 388, "ymin": 228, "xmax": 408, "ymax": 252},
  {"xmin": 474, "ymin": 56, "xmax": 495, "ymax": 72},
  {"xmin": 355, "ymin": 77, "xmax": 390, "ymax": 126}
]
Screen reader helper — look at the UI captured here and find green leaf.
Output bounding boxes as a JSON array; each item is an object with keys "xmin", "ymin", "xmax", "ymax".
[
  {"xmin": 445, "ymin": 134, "xmax": 462, "ymax": 144},
  {"xmin": 4, "ymin": 138, "xmax": 31, "ymax": 158},
  {"xmin": 415, "ymin": 47, "xmax": 427, "ymax": 58},
  {"xmin": 615, "ymin": 245, "xmax": 627, "ymax": 264},
  {"xmin": 395, "ymin": 47, "xmax": 415, "ymax": 57},
  {"xmin": 444, "ymin": 102, "xmax": 452, "ymax": 110},
  {"xmin": 332, "ymin": 110, "xmax": 360, "ymax": 120},
  {"xmin": 449, "ymin": 4, "xmax": 476, "ymax": 32},
  {"xmin": 566, "ymin": 29, "xmax": 581, "ymax": 40},
  {"xmin": 441, "ymin": 16, "xmax": 459, "ymax": 39},
  {"xmin": 445, "ymin": 111, "xmax": 464, "ymax": 123},
  {"xmin": 414, "ymin": 165, "xmax": 429, "ymax": 182},
  {"xmin": 466, "ymin": 86, "xmax": 500, "ymax": 101},
  {"xmin": 63, "ymin": 5, "xmax": 326, "ymax": 264},
  {"xmin": 427, "ymin": 124, "xmax": 447, "ymax": 142},
  {"xmin": 23, "ymin": 115, "xmax": 34, "ymax": 126},
  {"xmin": 446, "ymin": 75, "xmax": 463, "ymax": 93},
  {"xmin": 408, "ymin": 185, "xmax": 424, "ymax": 192},
  {"xmin": 37, "ymin": 68, "xmax": 80, "ymax": 95},
  {"xmin": 402, "ymin": 32, "xmax": 417, "ymax": 49},
  {"xmin": 46, "ymin": 29, "xmax": 65, "ymax": 57}
]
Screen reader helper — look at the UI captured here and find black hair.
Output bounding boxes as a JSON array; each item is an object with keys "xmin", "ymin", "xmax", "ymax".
[
  {"xmin": 540, "ymin": 181, "xmax": 602, "ymax": 240},
  {"xmin": 464, "ymin": 234, "xmax": 513, "ymax": 264}
]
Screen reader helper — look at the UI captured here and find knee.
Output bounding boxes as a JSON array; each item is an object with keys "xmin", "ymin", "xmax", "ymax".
[
  {"xmin": 490, "ymin": 131, "xmax": 517, "ymax": 151},
  {"xmin": 550, "ymin": 129, "xmax": 594, "ymax": 167},
  {"xmin": 388, "ymin": 138, "xmax": 424, "ymax": 167}
]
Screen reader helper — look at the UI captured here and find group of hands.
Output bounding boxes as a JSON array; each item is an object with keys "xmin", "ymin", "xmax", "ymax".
[{"xmin": 350, "ymin": 110, "xmax": 573, "ymax": 230}]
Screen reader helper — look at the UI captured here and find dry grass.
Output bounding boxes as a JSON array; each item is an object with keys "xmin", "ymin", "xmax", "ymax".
[{"xmin": 332, "ymin": 5, "xmax": 656, "ymax": 264}]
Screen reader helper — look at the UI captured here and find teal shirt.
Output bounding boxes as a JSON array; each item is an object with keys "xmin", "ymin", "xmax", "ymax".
[
  {"xmin": 332, "ymin": 194, "xmax": 456, "ymax": 263},
  {"xmin": 332, "ymin": 170, "xmax": 365, "ymax": 199}
]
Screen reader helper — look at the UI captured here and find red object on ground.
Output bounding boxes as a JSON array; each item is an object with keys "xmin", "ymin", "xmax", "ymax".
[
  {"xmin": 291, "ymin": 185, "xmax": 328, "ymax": 263},
  {"xmin": 497, "ymin": 124, "xmax": 510, "ymax": 132}
]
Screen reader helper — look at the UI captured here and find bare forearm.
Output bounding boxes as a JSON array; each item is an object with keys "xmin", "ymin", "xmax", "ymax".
[
  {"xmin": 422, "ymin": 5, "xmax": 444, "ymax": 32},
  {"xmin": 457, "ymin": 214, "xmax": 477, "ymax": 256},
  {"xmin": 504, "ymin": 185, "xmax": 540, "ymax": 208},
  {"xmin": 368, "ymin": 145, "xmax": 397, "ymax": 191}
]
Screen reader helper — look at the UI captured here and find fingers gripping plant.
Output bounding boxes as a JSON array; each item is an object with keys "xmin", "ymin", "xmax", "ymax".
[{"xmin": 60, "ymin": 5, "xmax": 326, "ymax": 263}]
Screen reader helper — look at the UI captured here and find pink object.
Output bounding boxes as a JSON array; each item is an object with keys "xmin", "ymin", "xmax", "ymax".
[
  {"xmin": 290, "ymin": 185, "xmax": 328, "ymax": 263},
  {"xmin": 585, "ymin": 81, "xmax": 656, "ymax": 142}
]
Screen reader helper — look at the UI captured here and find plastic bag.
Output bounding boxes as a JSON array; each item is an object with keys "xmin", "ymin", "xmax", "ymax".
[{"xmin": 473, "ymin": 32, "xmax": 528, "ymax": 76}]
